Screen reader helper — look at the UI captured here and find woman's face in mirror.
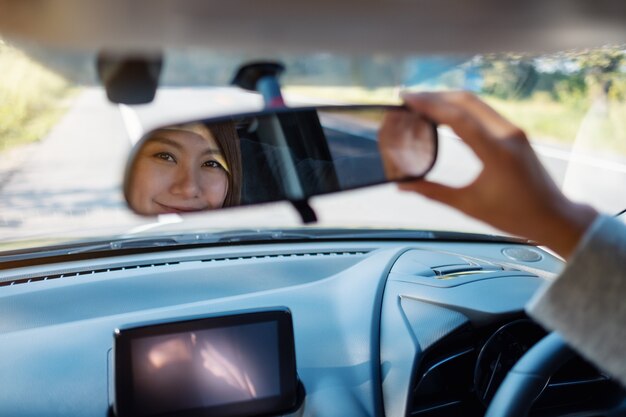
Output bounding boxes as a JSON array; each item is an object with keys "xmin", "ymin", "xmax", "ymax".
[{"xmin": 128, "ymin": 125, "xmax": 230, "ymax": 215}]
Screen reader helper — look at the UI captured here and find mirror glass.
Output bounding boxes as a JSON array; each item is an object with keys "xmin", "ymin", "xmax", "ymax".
[{"xmin": 124, "ymin": 105, "xmax": 437, "ymax": 215}]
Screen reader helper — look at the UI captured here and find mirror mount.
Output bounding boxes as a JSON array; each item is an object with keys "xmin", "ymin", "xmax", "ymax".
[
  {"xmin": 97, "ymin": 51, "xmax": 163, "ymax": 104},
  {"xmin": 290, "ymin": 199, "xmax": 317, "ymax": 224},
  {"xmin": 233, "ymin": 62, "xmax": 318, "ymax": 224},
  {"xmin": 231, "ymin": 62, "xmax": 286, "ymax": 108}
]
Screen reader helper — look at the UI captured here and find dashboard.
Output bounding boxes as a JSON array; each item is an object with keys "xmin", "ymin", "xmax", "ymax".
[{"xmin": 0, "ymin": 239, "xmax": 623, "ymax": 417}]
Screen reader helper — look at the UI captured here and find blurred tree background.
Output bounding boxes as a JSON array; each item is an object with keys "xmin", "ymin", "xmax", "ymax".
[
  {"xmin": 0, "ymin": 39, "xmax": 72, "ymax": 151},
  {"xmin": 475, "ymin": 46, "xmax": 626, "ymax": 153},
  {"xmin": 479, "ymin": 47, "xmax": 626, "ymax": 102},
  {"xmin": 1, "ymin": 38, "xmax": 624, "ymax": 154}
]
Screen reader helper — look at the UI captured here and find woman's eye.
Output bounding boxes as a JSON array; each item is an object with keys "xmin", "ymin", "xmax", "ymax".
[
  {"xmin": 154, "ymin": 152, "xmax": 176, "ymax": 163},
  {"xmin": 202, "ymin": 160, "xmax": 224, "ymax": 169}
]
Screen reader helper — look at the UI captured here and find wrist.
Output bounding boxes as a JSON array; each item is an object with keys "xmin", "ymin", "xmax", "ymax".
[{"xmin": 542, "ymin": 202, "xmax": 598, "ymax": 260}]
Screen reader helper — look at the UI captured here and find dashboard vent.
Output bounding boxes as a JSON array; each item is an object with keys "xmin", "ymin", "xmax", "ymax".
[
  {"xmin": 199, "ymin": 250, "xmax": 367, "ymax": 263},
  {"xmin": 408, "ymin": 319, "xmax": 624, "ymax": 417},
  {"xmin": 0, "ymin": 250, "xmax": 369, "ymax": 287},
  {"xmin": 0, "ymin": 261, "xmax": 182, "ymax": 287},
  {"xmin": 410, "ymin": 345, "xmax": 481, "ymax": 417}
]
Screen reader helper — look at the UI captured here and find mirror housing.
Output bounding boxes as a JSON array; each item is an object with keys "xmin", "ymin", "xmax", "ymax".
[{"xmin": 123, "ymin": 105, "xmax": 437, "ymax": 222}]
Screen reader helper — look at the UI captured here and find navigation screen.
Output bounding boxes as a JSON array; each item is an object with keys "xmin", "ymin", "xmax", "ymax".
[{"xmin": 114, "ymin": 310, "xmax": 297, "ymax": 417}]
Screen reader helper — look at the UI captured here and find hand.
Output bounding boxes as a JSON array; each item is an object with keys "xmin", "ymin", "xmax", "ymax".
[
  {"xmin": 378, "ymin": 109, "xmax": 437, "ymax": 180},
  {"xmin": 393, "ymin": 91, "xmax": 597, "ymax": 259}
]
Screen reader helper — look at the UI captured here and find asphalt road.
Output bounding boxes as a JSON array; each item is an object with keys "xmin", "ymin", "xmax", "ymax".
[{"xmin": 1, "ymin": 87, "xmax": 625, "ymax": 244}]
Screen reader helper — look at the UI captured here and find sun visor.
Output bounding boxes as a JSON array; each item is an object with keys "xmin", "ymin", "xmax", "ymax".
[{"xmin": 0, "ymin": 0, "xmax": 625, "ymax": 54}]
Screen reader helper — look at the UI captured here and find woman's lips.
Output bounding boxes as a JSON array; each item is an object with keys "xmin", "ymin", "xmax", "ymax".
[{"xmin": 155, "ymin": 202, "xmax": 208, "ymax": 213}]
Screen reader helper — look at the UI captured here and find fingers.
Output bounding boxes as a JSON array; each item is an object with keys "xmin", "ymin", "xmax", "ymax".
[
  {"xmin": 402, "ymin": 91, "xmax": 520, "ymax": 136},
  {"xmin": 378, "ymin": 110, "xmax": 403, "ymax": 147},
  {"xmin": 379, "ymin": 109, "xmax": 438, "ymax": 179},
  {"xmin": 401, "ymin": 91, "xmax": 525, "ymax": 160},
  {"xmin": 398, "ymin": 179, "xmax": 465, "ymax": 207}
]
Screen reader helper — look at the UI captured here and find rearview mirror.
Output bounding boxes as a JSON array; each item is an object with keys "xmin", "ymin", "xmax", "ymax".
[{"xmin": 123, "ymin": 105, "xmax": 437, "ymax": 218}]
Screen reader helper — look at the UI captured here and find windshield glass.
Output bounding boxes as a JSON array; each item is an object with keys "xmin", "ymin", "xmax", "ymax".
[{"xmin": 1, "ymin": 40, "xmax": 625, "ymax": 252}]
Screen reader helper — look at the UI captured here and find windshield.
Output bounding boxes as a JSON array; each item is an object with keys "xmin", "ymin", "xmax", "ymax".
[{"xmin": 1, "ymin": 40, "xmax": 625, "ymax": 252}]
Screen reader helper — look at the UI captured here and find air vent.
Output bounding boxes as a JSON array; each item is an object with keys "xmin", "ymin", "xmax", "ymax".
[
  {"xmin": 199, "ymin": 251, "xmax": 366, "ymax": 263},
  {"xmin": 408, "ymin": 318, "xmax": 625, "ymax": 417},
  {"xmin": 410, "ymin": 344, "xmax": 485, "ymax": 417},
  {"xmin": 0, "ymin": 261, "xmax": 182, "ymax": 287},
  {"xmin": 390, "ymin": 249, "xmax": 504, "ymax": 281},
  {"xmin": 406, "ymin": 321, "xmax": 482, "ymax": 417},
  {"xmin": 430, "ymin": 260, "xmax": 503, "ymax": 278},
  {"xmin": 411, "ymin": 348, "xmax": 476, "ymax": 416},
  {"xmin": 431, "ymin": 265, "xmax": 483, "ymax": 275},
  {"xmin": 0, "ymin": 250, "xmax": 368, "ymax": 287}
]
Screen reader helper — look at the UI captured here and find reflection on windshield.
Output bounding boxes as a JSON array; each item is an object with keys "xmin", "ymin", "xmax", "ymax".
[{"xmin": 562, "ymin": 97, "xmax": 626, "ymax": 213}]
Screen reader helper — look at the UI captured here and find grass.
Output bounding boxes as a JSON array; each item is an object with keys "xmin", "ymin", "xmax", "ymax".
[
  {"xmin": 484, "ymin": 95, "xmax": 586, "ymax": 144},
  {"xmin": 0, "ymin": 40, "xmax": 74, "ymax": 152},
  {"xmin": 486, "ymin": 94, "xmax": 626, "ymax": 157}
]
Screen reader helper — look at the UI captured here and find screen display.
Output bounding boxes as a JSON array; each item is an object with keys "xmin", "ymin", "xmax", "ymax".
[{"xmin": 114, "ymin": 310, "xmax": 297, "ymax": 417}]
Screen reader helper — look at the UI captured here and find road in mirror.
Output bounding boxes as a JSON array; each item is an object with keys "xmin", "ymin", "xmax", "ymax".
[{"xmin": 124, "ymin": 106, "xmax": 438, "ymax": 215}]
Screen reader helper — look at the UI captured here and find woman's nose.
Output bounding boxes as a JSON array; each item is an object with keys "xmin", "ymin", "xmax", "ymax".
[{"xmin": 170, "ymin": 167, "xmax": 200, "ymax": 198}]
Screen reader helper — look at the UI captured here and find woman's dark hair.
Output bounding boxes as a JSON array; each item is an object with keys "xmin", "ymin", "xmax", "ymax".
[{"xmin": 207, "ymin": 121, "xmax": 242, "ymax": 207}]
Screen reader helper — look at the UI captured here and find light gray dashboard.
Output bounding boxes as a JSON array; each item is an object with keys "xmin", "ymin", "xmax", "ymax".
[{"xmin": 0, "ymin": 240, "xmax": 566, "ymax": 417}]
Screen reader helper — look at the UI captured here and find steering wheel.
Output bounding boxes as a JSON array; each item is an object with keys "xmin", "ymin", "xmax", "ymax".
[{"xmin": 484, "ymin": 332, "xmax": 576, "ymax": 417}]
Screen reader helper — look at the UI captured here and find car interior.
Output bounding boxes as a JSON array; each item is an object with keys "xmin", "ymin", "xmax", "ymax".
[
  {"xmin": 2, "ymin": 234, "xmax": 626, "ymax": 416},
  {"xmin": 0, "ymin": 1, "xmax": 625, "ymax": 417}
]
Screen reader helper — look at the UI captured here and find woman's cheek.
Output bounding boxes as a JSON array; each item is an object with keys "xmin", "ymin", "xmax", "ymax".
[
  {"xmin": 202, "ymin": 172, "xmax": 229, "ymax": 208},
  {"xmin": 133, "ymin": 160, "xmax": 171, "ymax": 214},
  {"xmin": 129, "ymin": 161, "xmax": 151, "ymax": 214}
]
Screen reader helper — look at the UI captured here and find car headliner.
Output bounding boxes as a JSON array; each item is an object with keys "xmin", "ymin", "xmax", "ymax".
[{"xmin": 0, "ymin": 0, "xmax": 625, "ymax": 54}]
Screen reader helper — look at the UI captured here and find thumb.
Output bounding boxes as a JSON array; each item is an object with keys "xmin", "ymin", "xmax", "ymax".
[{"xmin": 398, "ymin": 180, "xmax": 463, "ymax": 207}]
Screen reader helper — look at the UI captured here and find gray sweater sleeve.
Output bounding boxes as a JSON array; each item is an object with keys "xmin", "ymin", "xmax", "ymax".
[{"xmin": 526, "ymin": 214, "xmax": 626, "ymax": 387}]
